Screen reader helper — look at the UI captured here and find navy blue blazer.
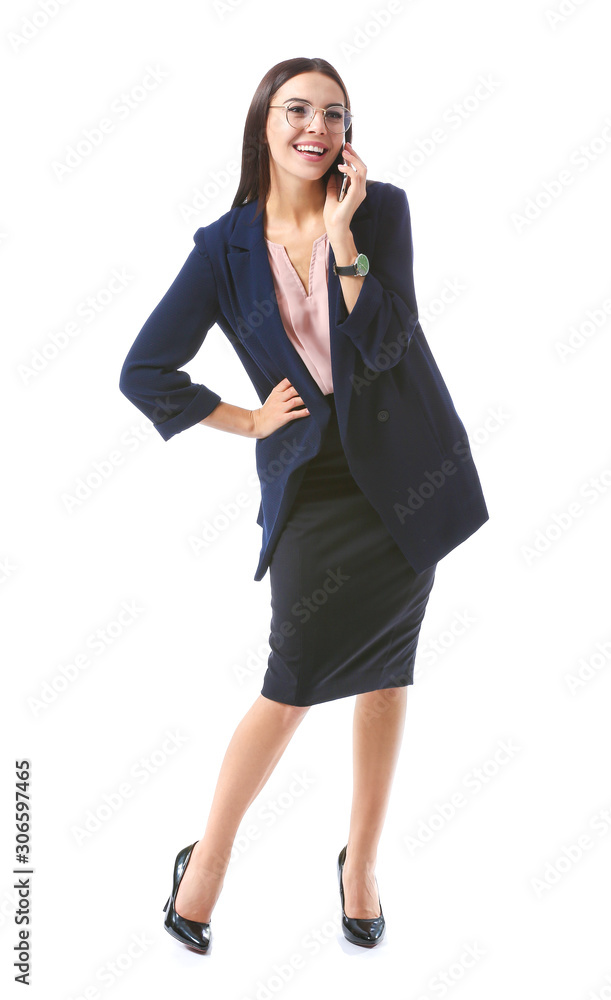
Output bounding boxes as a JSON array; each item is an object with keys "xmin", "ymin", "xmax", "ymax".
[{"xmin": 119, "ymin": 180, "xmax": 489, "ymax": 581}]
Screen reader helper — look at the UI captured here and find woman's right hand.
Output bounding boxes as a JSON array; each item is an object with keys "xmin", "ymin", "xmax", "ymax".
[{"xmin": 250, "ymin": 378, "xmax": 310, "ymax": 439}]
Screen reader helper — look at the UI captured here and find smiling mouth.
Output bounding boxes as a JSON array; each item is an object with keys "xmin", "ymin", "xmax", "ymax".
[{"xmin": 293, "ymin": 145, "xmax": 328, "ymax": 158}]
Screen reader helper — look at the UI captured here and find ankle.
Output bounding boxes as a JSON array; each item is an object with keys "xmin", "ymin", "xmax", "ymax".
[
  {"xmin": 343, "ymin": 851, "xmax": 377, "ymax": 873},
  {"xmin": 190, "ymin": 842, "xmax": 229, "ymax": 878}
]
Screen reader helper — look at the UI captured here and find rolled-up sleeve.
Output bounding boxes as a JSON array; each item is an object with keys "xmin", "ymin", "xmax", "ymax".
[
  {"xmin": 119, "ymin": 228, "xmax": 222, "ymax": 441},
  {"xmin": 334, "ymin": 183, "xmax": 420, "ymax": 372}
]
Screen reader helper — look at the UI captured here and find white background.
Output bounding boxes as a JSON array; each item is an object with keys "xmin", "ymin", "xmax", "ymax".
[{"xmin": 2, "ymin": 0, "xmax": 611, "ymax": 996}]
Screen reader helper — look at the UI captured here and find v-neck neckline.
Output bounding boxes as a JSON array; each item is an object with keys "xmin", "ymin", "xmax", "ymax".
[{"xmin": 264, "ymin": 232, "xmax": 328, "ymax": 299}]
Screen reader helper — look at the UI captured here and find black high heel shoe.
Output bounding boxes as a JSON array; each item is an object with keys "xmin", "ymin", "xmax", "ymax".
[
  {"xmin": 163, "ymin": 841, "xmax": 212, "ymax": 953},
  {"xmin": 337, "ymin": 844, "xmax": 386, "ymax": 948}
]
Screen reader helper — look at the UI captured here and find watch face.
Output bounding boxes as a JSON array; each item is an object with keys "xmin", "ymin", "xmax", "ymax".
[{"xmin": 355, "ymin": 253, "xmax": 369, "ymax": 276}]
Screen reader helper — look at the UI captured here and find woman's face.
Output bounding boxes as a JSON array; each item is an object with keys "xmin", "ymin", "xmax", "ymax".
[{"xmin": 266, "ymin": 71, "xmax": 347, "ymax": 184}]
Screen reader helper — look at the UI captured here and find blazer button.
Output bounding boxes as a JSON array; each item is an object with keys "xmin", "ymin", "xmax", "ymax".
[{"xmin": 377, "ymin": 409, "xmax": 389, "ymax": 422}]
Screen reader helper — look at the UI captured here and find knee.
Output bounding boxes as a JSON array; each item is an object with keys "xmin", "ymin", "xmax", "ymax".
[
  {"xmin": 358, "ymin": 686, "xmax": 405, "ymax": 704},
  {"xmin": 356, "ymin": 686, "xmax": 406, "ymax": 721},
  {"xmin": 259, "ymin": 694, "xmax": 311, "ymax": 725}
]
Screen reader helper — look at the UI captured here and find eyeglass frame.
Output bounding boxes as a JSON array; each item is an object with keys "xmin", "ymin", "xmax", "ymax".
[{"xmin": 267, "ymin": 100, "xmax": 353, "ymax": 133}]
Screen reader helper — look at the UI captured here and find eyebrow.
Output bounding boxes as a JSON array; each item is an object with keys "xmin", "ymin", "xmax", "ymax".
[{"xmin": 282, "ymin": 97, "xmax": 345, "ymax": 107}]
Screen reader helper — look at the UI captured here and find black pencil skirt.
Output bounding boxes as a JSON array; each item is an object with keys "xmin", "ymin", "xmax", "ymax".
[{"xmin": 260, "ymin": 392, "xmax": 437, "ymax": 707}]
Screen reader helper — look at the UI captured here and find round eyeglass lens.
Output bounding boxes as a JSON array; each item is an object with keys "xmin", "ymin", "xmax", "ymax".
[{"xmin": 286, "ymin": 103, "xmax": 351, "ymax": 133}]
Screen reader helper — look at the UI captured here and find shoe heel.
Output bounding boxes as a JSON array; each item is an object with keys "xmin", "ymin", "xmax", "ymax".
[{"xmin": 162, "ymin": 896, "xmax": 170, "ymax": 912}]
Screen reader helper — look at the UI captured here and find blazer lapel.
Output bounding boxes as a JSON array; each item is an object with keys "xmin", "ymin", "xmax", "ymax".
[{"xmin": 226, "ymin": 193, "xmax": 374, "ymax": 405}]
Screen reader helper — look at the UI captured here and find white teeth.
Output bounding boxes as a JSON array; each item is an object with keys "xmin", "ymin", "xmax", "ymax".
[{"xmin": 295, "ymin": 145, "xmax": 326, "ymax": 154}]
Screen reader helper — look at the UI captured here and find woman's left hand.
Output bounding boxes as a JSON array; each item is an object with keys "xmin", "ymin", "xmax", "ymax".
[{"xmin": 323, "ymin": 142, "xmax": 367, "ymax": 236}]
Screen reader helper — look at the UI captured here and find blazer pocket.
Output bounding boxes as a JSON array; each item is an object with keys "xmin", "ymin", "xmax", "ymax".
[
  {"xmin": 417, "ymin": 398, "xmax": 450, "ymax": 457},
  {"xmin": 404, "ymin": 357, "xmax": 459, "ymax": 458}
]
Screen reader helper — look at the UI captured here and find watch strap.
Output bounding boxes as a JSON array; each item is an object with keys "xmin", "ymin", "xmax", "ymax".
[{"xmin": 333, "ymin": 252, "xmax": 369, "ymax": 276}]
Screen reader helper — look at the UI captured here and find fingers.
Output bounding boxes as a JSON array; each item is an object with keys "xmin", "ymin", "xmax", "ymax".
[
  {"xmin": 276, "ymin": 377, "xmax": 298, "ymax": 393},
  {"xmin": 343, "ymin": 144, "xmax": 364, "ymax": 164},
  {"xmin": 276, "ymin": 378, "xmax": 301, "ymax": 399},
  {"xmin": 286, "ymin": 406, "xmax": 310, "ymax": 421},
  {"xmin": 289, "ymin": 394, "xmax": 308, "ymax": 410},
  {"xmin": 342, "ymin": 145, "xmax": 366, "ymax": 180},
  {"xmin": 274, "ymin": 379, "xmax": 310, "ymax": 415},
  {"xmin": 285, "ymin": 389, "xmax": 309, "ymax": 414}
]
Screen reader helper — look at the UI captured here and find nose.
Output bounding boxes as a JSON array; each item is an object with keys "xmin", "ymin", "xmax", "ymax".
[{"xmin": 307, "ymin": 108, "xmax": 328, "ymax": 132}]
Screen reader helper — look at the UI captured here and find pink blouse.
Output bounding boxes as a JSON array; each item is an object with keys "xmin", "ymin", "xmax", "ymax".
[{"xmin": 264, "ymin": 232, "xmax": 334, "ymax": 395}]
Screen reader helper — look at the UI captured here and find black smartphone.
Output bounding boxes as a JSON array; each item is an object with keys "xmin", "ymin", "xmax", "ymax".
[{"xmin": 337, "ymin": 139, "xmax": 349, "ymax": 202}]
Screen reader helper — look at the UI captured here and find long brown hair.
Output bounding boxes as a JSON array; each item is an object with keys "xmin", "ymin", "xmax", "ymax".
[{"xmin": 231, "ymin": 57, "xmax": 367, "ymax": 219}]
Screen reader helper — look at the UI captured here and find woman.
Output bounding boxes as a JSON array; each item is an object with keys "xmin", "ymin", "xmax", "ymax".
[{"xmin": 119, "ymin": 56, "xmax": 489, "ymax": 952}]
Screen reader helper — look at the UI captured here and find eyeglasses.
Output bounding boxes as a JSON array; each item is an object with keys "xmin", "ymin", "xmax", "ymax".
[{"xmin": 268, "ymin": 101, "xmax": 353, "ymax": 134}]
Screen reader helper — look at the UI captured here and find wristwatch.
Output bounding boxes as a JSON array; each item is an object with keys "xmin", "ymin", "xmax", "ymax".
[{"xmin": 333, "ymin": 252, "xmax": 369, "ymax": 277}]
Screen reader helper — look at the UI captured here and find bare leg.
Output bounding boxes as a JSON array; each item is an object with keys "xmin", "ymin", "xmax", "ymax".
[
  {"xmin": 342, "ymin": 686, "xmax": 408, "ymax": 918},
  {"xmin": 174, "ymin": 693, "xmax": 310, "ymax": 922}
]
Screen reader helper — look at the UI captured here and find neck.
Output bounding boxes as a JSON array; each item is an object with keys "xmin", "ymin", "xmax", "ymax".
[{"xmin": 264, "ymin": 170, "xmax": 327, "ymax": 231}]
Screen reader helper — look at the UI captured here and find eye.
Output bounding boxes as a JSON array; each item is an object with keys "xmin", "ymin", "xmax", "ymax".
[{"xmin": 288, "ymin": 104, "xmax": 309, "ymax": 116}]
